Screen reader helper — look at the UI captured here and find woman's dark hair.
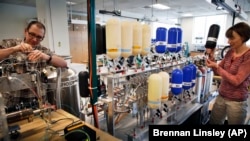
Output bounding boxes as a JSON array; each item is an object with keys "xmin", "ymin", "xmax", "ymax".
[
  {"xmin": 225, "ymin": 22, "xmax": 250, "ymax": 43},
  {"xmin": 26, "ymin": 20, "xmax": 46, "ymax": 35}
]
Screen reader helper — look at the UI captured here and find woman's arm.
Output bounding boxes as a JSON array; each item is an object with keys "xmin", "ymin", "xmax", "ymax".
[{"xmin": 218, "ymin": 57, "xmax": 250, "ymax": 86}]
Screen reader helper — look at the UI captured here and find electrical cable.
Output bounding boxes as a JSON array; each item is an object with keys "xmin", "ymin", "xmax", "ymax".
[
  {"xmin": 0, "ymin": 58, "xmax": 11, "ymax": 64},
  {"xmin": 37, "ymin": 115, "xmax": 58, "ymax": 141},
  {"xmin": 38, "ymin": 116, "xmax": 81, "ymax": 141},
  {"xmin": 8, "ymin": 76, "xmax": 40, "ymax": 99},
  {"xmin": 50, "ymin": 117, "xmax": 75, "ymax": 124}
]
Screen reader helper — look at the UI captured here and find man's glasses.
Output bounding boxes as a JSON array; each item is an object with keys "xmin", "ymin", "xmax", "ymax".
[{"xmin": 28, "ymin": 32, "xmax": 44, "ymax": 41}]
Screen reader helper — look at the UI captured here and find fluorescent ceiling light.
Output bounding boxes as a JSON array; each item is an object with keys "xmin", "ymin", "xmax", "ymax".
[
  {"xmin": 181, "ymin": 13, "xmax": 193, "ymax": 17},
  {"xmin": 69, "ymin": 19, "xmax": 87, "ymax": 25},
  {"xmin": 216, "ymin": 6, "xmax": 224, "ymax": 10},
  {"xmin": 148, "ymin": 4, "xmax": 170, "ymax": 10},
  {"xmin": 67, "ymin": 1, "xmax": 77, "ymax": 5}
]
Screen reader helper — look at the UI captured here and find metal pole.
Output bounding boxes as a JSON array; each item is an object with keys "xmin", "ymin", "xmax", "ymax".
[
  {"xmin": 87, "ymin": 0, "xmax": 99, "ymax": 128},
  {"xmin": 232, "ymin": 12, "xmax": 236, "ymax": 26}
]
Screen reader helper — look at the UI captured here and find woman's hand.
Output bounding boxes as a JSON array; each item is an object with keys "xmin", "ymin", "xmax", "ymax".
[
  {"xmin": 205, "ymin": 48, "xmax": 216, "ymax": 60},
  {"xmin": 206, "ymin": 58, "xmax": 218, "ymax": 69}
]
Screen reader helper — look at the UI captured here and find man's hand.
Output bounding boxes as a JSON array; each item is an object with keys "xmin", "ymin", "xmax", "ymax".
[
  {"xmin": 27, "ymin": 50, "xmax": 44, "ymax": 62},
  {"xmin": 16, "ymin": 42, "xmax": 33, "ymax": 53}
]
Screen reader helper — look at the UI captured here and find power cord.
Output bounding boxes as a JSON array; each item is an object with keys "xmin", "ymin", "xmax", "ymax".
[{"xmin": 50, "ymin": 117, "xmax": 75, "ymax": 124}]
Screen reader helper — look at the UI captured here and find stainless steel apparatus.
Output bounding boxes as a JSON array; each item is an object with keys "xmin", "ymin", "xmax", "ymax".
[
  {"xmin": 0, "ymin": 52, "xmax": 80, "ymax": 123},
  {"xmin": 46, "ymin": 67, "xmax": 80, "ymax": 117},
  {"xmin": 91, "ymin": 52, "xmax": 215, "ymax": 141}
]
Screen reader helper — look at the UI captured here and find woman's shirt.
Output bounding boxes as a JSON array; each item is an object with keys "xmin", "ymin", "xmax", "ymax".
[{"xmin": 213, "ymin": 48, "xmax": 250, "ymax": 101}]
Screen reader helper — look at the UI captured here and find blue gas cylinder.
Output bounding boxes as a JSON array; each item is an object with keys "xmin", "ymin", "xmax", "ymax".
[
  {"xmin": 176, "ymin": 27, "xmax": 182, "ymax": 53},
  {"xmin": 188, "ymin": 63, "xmax": 197, "ymax": 88},
  {"xmin": 155, "ymin": 27, "xmax": 167, "ymax": 54},
  {"xmin": 182, "ymin": 65, "xmax": 193, "ymax": 90},
  {"xmin": 167, "ymin": 27, "xmax": 177, "ymax": 53},
  {"xmin": 171, "ymin": 68, "xmax": 183, "ymax": 95},
  {"xmin": 151, "ymin": 39, "xmax": 156, "ymax": 45}
]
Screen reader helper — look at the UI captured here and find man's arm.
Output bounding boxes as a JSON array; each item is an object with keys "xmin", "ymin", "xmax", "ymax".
[
  {"xmin": 0, "ymin": 42, "xmax": 34, "ymax": 61},
  {"xmin": 0, "ymin": 46, "xmax": 19, "ymax": 61},
  {"xmin": 44, "ymin": 53, "xmax": 68, "ymax": 68}
]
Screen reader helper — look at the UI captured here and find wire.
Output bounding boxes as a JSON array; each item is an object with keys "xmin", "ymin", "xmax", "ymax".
[
  {"xmin": 8, "ymin": 76, "xmax": 41, "ymax": 99},
  {"xmin": 38, "ymin": 117, "xmax": 81, "ymax": 141},
  {"xmin": 0, "ymin": 58, "xmax": 11, "ymax": 64},
  {"xmin": 65, "ymin": 119, "xmax": 81, "ymax": 127},
  {"xmin": 50, "ymin": 117, "xmax": 75, "ymax": 124},
  {"xmin": 37, "ymin": 115, "xmax": 58, "ymax": 141}
]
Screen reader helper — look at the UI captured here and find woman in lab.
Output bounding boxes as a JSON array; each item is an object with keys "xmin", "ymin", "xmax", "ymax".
[{"xmin": 206, "ymin": 22, "xmax": 250, "ymax": 124}]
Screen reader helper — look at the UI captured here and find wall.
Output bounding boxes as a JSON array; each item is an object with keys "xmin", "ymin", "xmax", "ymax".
[
  {"xmin": 36, "ymin": 0, "xmax": 70, "ymax": 57},
  {"xmin": 1, "ymin": 2, "xmax": 250, "ymax": 56},
  {"xmin": 180, "ymin": 12, "xmax": 250, "ymax": 51},
  {"xmin": 0, "ymin": 3, "xmax": 37, "ymax": 40},
  {"xmin": 0, "ymin": 1, "xmax": 70, "ymax": 59},
  {"xmin": 180, "ymin": 17, "xmax": 193, "ymax": 50},
  {"xmin": 68, "ymin": 24, "xmax": 88, "ymax": 63}
]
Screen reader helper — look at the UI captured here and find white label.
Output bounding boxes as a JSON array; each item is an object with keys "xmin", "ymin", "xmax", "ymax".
[
  {"xmin": 207, "ymin": 37, "xmax": 217, "ymax": 42},
  {"xmin": 155, "ymin": 41, "xmax": 167, "ymax": 46},
  {"xmin": 171, "ymin": 83, "xmax": 182, "ymax": 88},
  {"xmin": 182, "ymin": 82, "xmax": 192, "ymax": 86}
]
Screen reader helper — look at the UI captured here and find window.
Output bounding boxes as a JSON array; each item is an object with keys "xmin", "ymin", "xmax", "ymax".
[{"xmin": 192, "ymin": 14, "xmax": 227, "ymax": 49}]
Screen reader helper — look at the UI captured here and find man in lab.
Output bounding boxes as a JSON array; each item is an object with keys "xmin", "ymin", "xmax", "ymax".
[{"xmin": 0, "ymin": 20, "xmax": 67, "ymax": 111}]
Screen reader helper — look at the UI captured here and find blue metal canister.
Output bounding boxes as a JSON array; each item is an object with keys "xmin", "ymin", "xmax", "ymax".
[
  {"xmin": 171, "ymin": 68, "xmax": 183, "ymax": 95},
  {"xmin": 182, "ymin": 65, "xmax": 192, "ymax": 90},
  {"xmin": 176, "ymin": 27, "xmax": 182, "ymax": 53},
  {"xmin": 167, "ymin": 27, "xmax": 177, "ymax": 53},
  {"xmin": 188, "ymin": 63, "xmax": 197, "ymax": 88},
  {"xmin": 155, "ymin": 27, "xmax": 167, "ymax": 54}
]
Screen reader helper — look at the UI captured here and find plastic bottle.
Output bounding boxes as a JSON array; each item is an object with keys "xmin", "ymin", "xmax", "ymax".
[
  {"xmin": 106, "ymin": 18, "xmax": 121, "ymax": 59},
  {"xmin": 132, "ymin": 21, "xmax": 142, "ymax": 56},
  {"xmin": 121, "ymin": 21, "xmax": 133, "ymax": 58},
  {"xmin": 141, "ymin": 24, "xmax": 151, "ymax": 56},
  {"xmin": 158, "ymin": 71, "xmax": 170, "ymax": 101},
  {"xmin": 148, "ymin": 73, "xmax": 162, "ymax": 109}
]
